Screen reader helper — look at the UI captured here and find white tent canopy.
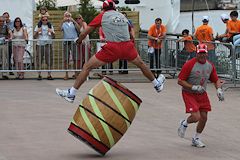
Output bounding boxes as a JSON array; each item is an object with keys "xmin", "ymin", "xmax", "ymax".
[
  {"xmin": 56, "ymin": 0, "xmax": 102, "ymax": 8},
  {"xmin": 35, "ymin": 0, "xmax": 102, "ymax": 8},
  {"xmin": 56, "ymin": 0, "xmax": 79, "ymax": 7},
  {"xmin": 1, "ymin": 0, "xmax": 35, "ymax": 38}
]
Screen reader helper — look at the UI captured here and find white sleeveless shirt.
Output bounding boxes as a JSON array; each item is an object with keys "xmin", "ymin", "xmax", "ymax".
[{"xmin": 13, "ymin": 27, "xmax": 26, "ymax": 46}]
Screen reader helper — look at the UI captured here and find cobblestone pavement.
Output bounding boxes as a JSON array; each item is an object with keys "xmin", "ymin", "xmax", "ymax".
[{"xmin": 0, "ymin": 76, "xmax": 239, "ymax": 160}]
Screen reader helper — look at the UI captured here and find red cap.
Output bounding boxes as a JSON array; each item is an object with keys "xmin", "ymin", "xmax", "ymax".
[
  {"xmin": 196, "ymin": 44, "xmax": 208, "ymax": 54},
  {"xmin": 102, "ymin": 0, "xmax": 115, "ymax": 10}
]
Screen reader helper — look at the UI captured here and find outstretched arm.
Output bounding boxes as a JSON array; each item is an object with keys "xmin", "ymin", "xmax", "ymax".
[
  {"xmin": 76, "ymin": 26, "xmax": 95, "ymax": 44},
  {"xmin": 178, "ymin": 79, "xmax": 192, "ymax": 90},
  {"xmin": 214, "ymin": 79, "xmax": 225, "ymax": 89},
  {"xmin": 214, "ymin": 79, "xmax": 225, "ymax": 101}
]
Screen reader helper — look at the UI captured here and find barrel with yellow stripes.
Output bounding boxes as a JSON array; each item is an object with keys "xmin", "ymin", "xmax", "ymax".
[{"xmin": 68, "ymin": 76, "xmax": 142, "ymax": 155}]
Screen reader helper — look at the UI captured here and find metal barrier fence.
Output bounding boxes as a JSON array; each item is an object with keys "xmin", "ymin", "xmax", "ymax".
[
  {"xmin": 0, "ymin": 38, "xmax": 178, "ymax": 75},
  {"xmin": 0, "ymin": 38, "xmax": 240, "ymax": 88},
  {"xmin": 177, "ymin": 39, "xmax": 240, "ymax": 88}
]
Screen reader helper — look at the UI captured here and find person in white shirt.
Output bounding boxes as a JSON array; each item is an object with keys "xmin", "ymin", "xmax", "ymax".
[{"xmin": 34, "ymin": 16, "xmax": 55, "ymax": 80}]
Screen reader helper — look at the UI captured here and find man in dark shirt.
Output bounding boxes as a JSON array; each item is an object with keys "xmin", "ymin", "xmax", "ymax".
[
  {"xmin": 0, "ymin": 16, "xmax": 12, "ymax": 79},
  {"xmin": 3, "ymin": 12, "xmax": 14, "ymax": 75}
]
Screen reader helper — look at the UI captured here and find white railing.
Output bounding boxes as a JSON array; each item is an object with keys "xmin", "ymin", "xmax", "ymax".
[{"xmin": 0, "ymin": 38, "xmax": 240, "ymax": 88}]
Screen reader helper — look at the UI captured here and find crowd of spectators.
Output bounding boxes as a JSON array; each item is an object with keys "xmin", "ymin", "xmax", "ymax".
[
  {"xmin": 1, "ymin": 7, "xmax": 240, "ymax": 80},
  {"xmin": 172, "ymin": 10, "xmax": 240, "ymax": 68}
]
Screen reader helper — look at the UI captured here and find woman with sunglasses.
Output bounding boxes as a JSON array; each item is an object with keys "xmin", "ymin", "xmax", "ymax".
[
  {"xmin": 74, "ymin": 14, "xmax": 90, "ymax": 78},
  {"xmin": 12, "ymin": 17, "xmax": 28, "ymax": 80}
]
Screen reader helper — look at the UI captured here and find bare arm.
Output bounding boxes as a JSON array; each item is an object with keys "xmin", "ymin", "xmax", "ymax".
[
  {"xmin": 147, "ymin": 35, "xmax": 158, "ymax": 41},
  {"xmin": 210, "ymin": 34, "xmax": 214, "ymax": 41},
  {"xmin": 23, "ymin": 28, "xmax": 28, "ymax": 40},
  {"xmin": 228, "ymin": 29, "xmax": 240, "ymax": 34},
  {"xmin": 82, "ymin": 22, "xmax": 88, "ymax": 30},
  {"xmin": 224, "ymin": 28, "xmax": 229, "ymax": 34},
  {"xmin": 59, "ymin": 19, "xmax": 66, "ymax": 31},
  {"xmin": 178, "ymin": 79, "xmax": 193, "ymax": 90},
  {"xmin": 71, "ymin": 18, "xmax": 80, "ymax": 33},
  {"xmin": 77, "ymin": 26, "xmax": 95, "ymax": 44},
  {"xmin": 177, "ymin": 37, "xmax": 185, "ymax": 42},
  {"xmin": 130, "ymin": 27, "xmax": 135, "ymax": 40},
  {"xmin": 159, "ymin": 32, "xmax": 166, "ymax": 39},
  {"xmin": 33, "ymin": 31, "xmax": 38, "ymax": 39},
  {"xmin": 49, "ymin": 27, "xmax": 55, "ymax": 39},
  {"xmin": 213, "ymin": 79, "xmax": 225, "ymax": 89},
  {"xmin": 218, "ymin": 28, "xmax": 228, "ymax": 38},
  {"xmin": 8, "ymin": 29, "xmax": 13, "ymax": 39}
]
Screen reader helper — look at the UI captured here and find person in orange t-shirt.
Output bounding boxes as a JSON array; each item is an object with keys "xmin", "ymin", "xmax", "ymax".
[
  {"xmin": 194, "ymin": 16, "xmax": 216, "ymax": 65},
  {"xmin": 147, "ymin": 18, "xmax": 167, "ymax": 76},
  {"xmin": 227, "ymin": 11, "xmax": 240, "ymax": 45},
  {"xmin": 177, "ymin": 29, "xmax": 196, "ymax": 67},
  {"xmin": 216, "ymin": 13, "xmax": 230, "ymax": 42}
]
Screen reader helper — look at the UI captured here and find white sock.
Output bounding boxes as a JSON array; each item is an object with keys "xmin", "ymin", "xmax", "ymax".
[
  {"xmin": 182, "ymin": 119, "xmax": 188, "ymax": 126},
  {"xmin": 70, "ymin": 87, "xmax": 78, "ymax": 96},
  {"xmin": 193, "ymin": 132, "xmax": 201, "ymax": 139},
  {"xmin": 152, "ymin": 78, "xmax": 159, "ymax": 86}
]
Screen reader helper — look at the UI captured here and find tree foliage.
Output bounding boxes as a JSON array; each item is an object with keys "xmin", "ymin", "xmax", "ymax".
[
  {"xmin": 116, "ymin": 6, "xmax": 132, "ymax": 11},
  {"xmin": 36, "ymin": 0, "xmax": 57, "ymax": 10},
  {"xmin": 78, "ymin": 0, "xmax": 99, "ymax": 38},
  {"xmin": 78, "ymin": 0, "xmax": 99, "ymax": 24}
]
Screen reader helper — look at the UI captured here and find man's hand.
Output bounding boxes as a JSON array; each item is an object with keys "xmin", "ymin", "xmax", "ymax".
[
  {"xmin": 192, "ymin": 85, "xmax": 205, "ymax": 93},
  {"xmin": 37, "ymin": 28, "xmax": 42, "ymax": 33},
  {"xmin": 157, "ymin": 39, "xmax": 161, "ymax": 44},
  {"xmin": 74, "ymin": 37, "xmax": 81, "ymax": 44},
  {"xmin": 217, "ymin": 88, "xmax": 224, "ymax": 101}
]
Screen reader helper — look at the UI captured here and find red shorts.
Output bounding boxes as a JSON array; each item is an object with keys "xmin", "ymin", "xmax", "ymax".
[
  {"xmin": 95, "ymin": 41, "xmax": 138, "ymax": 63},
  {"xmin": 182, "ymin": 91, "xmax": 211, "ymax": 113}
]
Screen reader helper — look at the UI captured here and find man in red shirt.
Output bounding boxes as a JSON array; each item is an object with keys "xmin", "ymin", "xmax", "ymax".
[
  {"xmin": 177, "ymin": 44, "xmax": 224, "ymax": 148},
  {"xmin": 56, "ymin": 0, "xmax": 166, "ymax": 103}
]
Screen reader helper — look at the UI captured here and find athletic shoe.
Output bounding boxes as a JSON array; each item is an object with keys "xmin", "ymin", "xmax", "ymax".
[
  {"xmin": 192, "ymin": 138, "xmax": 206, "ymax": 148},
  {"xmin": 56, "ymin": 88, "xmax": 75, "ymax": 103},
  {"xmin": 178, "ymin": 120, "xmax": 188, "ymax": 138},
  {"xmin": 154, "ymin": 74, "xmax": 166, "ymax": 92}
]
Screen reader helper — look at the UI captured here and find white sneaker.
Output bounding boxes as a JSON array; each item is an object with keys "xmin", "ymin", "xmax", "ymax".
[
  {"xmin": 154, "ymin": 74, "xmax": 166, "ymax": 93},
  {"xmin": 192, "ymin": 138, "xmax": 206, "ymax": 148},
  {"xmin": 56, "ymin": 88, "xmax": 75, "ymax": 103},
  {"xmin": 178, "ymin": 120, "xmax": 188, "ymax": 138}
]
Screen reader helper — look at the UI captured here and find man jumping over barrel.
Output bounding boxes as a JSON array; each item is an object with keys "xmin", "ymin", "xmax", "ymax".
[{"xmin": 56, "ymin": 0, "xmax": 165, "ymax": 103}]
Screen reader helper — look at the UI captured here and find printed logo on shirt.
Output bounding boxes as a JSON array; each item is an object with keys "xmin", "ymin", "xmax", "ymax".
[
  {"xmin": 195, "ymin": 70, "xmax": 201, "ymax": 76},
  {"xmin": 206, "ymin": 69, "xmax": 210, "ymax": 74},
  {"xmin": 110, "ymin": 16, "xmax": 128, "ymax": 26}
]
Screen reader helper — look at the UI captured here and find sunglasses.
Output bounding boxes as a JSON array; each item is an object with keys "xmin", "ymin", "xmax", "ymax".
[
  {"xmin": 197, "ymin": 52, "xmax": 207, "ymax": 54},
  {"xmin": 42, "ymin": 19, "xmax": 48, "ymax": 21}
]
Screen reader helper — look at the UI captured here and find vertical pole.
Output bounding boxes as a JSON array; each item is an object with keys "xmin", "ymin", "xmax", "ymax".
[
  {"xmin": 232, "ymin": 46, "xmax": 237, "ymax": 87},
  {"xmin": 191, "ymin": 0, "xmax": 195, "ymax": 34}
]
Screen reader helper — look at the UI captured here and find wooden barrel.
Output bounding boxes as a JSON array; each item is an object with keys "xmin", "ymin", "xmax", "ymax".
[{"xmin": 68, "ymin": 76, "xmax": 142, "ymax": 155}]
